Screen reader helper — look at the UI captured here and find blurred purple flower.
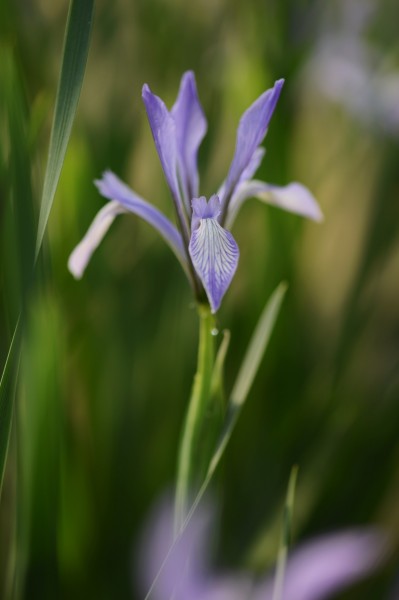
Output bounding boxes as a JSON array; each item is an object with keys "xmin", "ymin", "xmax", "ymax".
[
  {"xmin": 304, "ymin": 0, "xmax": 399, "ymax": 136},
  {"xmin": 69, "ymin": 72, "xmax": 322, "ymax": 312},
  {"xmin": 138, "ymin": 497, "xmax": 386, "ymax": 600}
]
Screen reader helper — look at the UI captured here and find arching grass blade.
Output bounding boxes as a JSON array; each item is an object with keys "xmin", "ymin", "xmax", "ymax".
[
  {"xmin": 0, "ymin": 321, "xmax": 21, "ymax": 494},
  {"xmin": 35, "ymin": 0, "xmax": 95, "ymax": 258},
  {"xmin": 272, "ymin": 464, "xmax": 299, "ymax": 600}
]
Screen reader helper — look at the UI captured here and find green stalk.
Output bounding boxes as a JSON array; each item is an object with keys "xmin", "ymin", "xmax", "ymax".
[{"xmin": 174, "ymin": 304, "xmax": 216, "ymax": 532}]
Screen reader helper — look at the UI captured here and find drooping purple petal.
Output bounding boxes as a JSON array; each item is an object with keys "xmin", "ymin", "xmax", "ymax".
[
  {"xmin": 68, "ymin": 170, "xmax": 188, "ymax": 279},
  {"xmin": 253, "ymin": 529, "xmax": 386, "ymax": 600},
  {"xmin": 68, "ymin": 200, "xmax": 127, "ymax": 279},
  {"xmin": 171, "ymin": 71, "xmax": 207, "ymax": 205},
  {"xmin": 142, "ymin": 84, "xmax": 188, "ymax": 232},
  {"xmin": 225, "ymin": 180, "xmax": 323, "ymax": 228},
  {"xmin": 221, "ymin": 79, "xmax": 284, "ymax": 213},
  {"xmin": 189, "ymin": 196, "xmax": 239, "ymax": 313}
]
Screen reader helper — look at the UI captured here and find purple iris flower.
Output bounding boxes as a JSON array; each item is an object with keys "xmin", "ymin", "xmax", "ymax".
[
  {"xmin": 138, "ymin": 497, "xmax": 386, "ymax": 600},
  {"xmin": 69, "ymin": 72, "xmax": 322, "ymax": 312}
]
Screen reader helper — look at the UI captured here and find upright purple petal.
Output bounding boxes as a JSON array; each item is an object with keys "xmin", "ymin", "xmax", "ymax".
[
  {"xmin": 189, "ymin": 196, "xmax": 239, "ymax": 313},
  {"xmin": 226, "ymin": 180, "xmax": 323, "ymax": 228},
  {"xmin": 217, "ymin": 147, "xmax": 265, "ymax": 204},
  {"xmin": 191, "ymin": 194, "xmax": 221, "ymax": 230},
  {"xmin": 238, "ymin": 146, "xmax": 266, "ymax": 183},
  {"xmin": 142, "ymin": 84, "xmax": 188, "ymax": 232},
  {"xmin": 172, "ymin": 71, "xmax": 207, "ymax": 204},
  {"xmin": 68, "ymin": 170, "xmax": 188, "ymax": 278},
  {"xmin": 221, "ymin": 79, "xmax": 284, "ymax": 216}
]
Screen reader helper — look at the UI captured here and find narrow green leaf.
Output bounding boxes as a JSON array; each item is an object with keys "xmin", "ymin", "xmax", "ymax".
[
  {"xmin": 2, "ymin": 46, "xmax": 36, "ymax": 310},
  {"xmin": 0, "ymin": 321, "xmax": 21, "ymax": 493},
  {"xmin": 0, "ymin": 0, "xmax": 94, "ymax": 499},
  {"xmin": 206, "ymin": 281, "xmax": 287, "ymax": 477},
  {"xmin": 0, "ymin": 45, "xmax": 33, "ymax": 503},
  {"xmin": 230, "ymin": 281, "xmax": 288, "ymax": 407},
  {"xmin": 14, "ymin": 295, "xmax": 64, "ymax": 599},
  {"xmin": 272, "ymin": 465, "xmax": 299, "ymax": 600},
  {"xmin": 35, "ymin": 0, "xmax": 94, "ymax": 258},
  {"xmin": 146, "ymin": 283, "xmax": 287, "ymax": 600}
]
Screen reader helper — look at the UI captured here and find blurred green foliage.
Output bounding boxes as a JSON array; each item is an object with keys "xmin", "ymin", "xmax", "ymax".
[{"xmin": 1, "ymin": 0, "xmax": 399, "ymax": 598}]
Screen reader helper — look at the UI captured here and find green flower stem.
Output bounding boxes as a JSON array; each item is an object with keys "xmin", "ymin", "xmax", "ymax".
[{"xmin": 174, "ymin": 304, "xmax": 216, "ymax": 532}]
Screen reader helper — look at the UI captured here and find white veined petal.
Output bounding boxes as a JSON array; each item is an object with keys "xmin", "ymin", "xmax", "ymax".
[{"xmin": 189, "ymin": 218, "xmax": 239, "ymax": 313}]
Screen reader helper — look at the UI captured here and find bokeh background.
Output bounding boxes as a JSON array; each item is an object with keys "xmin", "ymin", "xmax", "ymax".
[{"xmin": 1, "ymin": 0, "xmax": 399, "ymax": 598}]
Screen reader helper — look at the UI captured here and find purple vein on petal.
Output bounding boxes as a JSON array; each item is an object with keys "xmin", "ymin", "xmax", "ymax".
[{"xmin": 189, "ymin": 196, "xmax": 239, "ymax": 313}]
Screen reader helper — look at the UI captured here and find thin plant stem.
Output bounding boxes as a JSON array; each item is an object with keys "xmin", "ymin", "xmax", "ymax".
[{"xmin": 174, "ymin": 304, "xmax": 215, "ymax": 532}]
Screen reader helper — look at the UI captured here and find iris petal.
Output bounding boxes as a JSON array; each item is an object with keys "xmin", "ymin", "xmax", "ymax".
[
  {"xmin": 226, "ymin": 180, "xmax": 323, "ymax": 228},
  {"xmin": 68, "ymin": 200, "xmax": 126, "ymax": 279},
  {"xmin": 238, "ymin": 146, "xmax": 266, "ymax": 184},
  {"xmin": 189, "ymin": 210, "xmax": 239, "ymax": 313},
  {"xmin": 217, "ymin": 147, "xmax": 265, "ymax": 208},
  {"xmin": 172, "ymin": 71, "xmax": 207, "ymax": 206},
  {"xmin": 68, "ymin": 171, "xmax": 188, "ymax": 279},
  {"xmin": 221, "ymin": 79, "xmax": 284, "ymax": 211},
  {"xmin": 142, "ymin": 84, "xmax": 185, "ymax": 217},
  {"xmin": 97, "ymin": 171, "xmax": 187, "ymax": 266}
]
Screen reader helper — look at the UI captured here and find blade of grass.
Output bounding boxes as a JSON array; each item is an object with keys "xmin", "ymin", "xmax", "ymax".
[
  {"xmin": 0, "ymin": 42, "xmax": 33, "ymax": 501},
  {"xmin": 272, "ymin": 465, "xmax": 299, "ymax": 600},
  {"xmin": 35, "ymin": 0, "xmax": 94, "ymax": 258},
  {"xmin": 14, "ymin": 295, "xmax": 64, "ymax": 600},
  {"xmin": 146, "ymin": 282, "xmax": 287, "ymax": 599},
  {"xmin": 0, "ymin": 0, "xmax": 94, "ymax": 500},
  {"xmin": 0, "ymin": 321, "xmax": 21, "ymax": 493}
]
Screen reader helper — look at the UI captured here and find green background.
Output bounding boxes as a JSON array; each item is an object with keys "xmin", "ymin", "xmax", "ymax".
[{"xmin": 1, "ymin": 0, "xmax": 399, "ymax": 597}]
